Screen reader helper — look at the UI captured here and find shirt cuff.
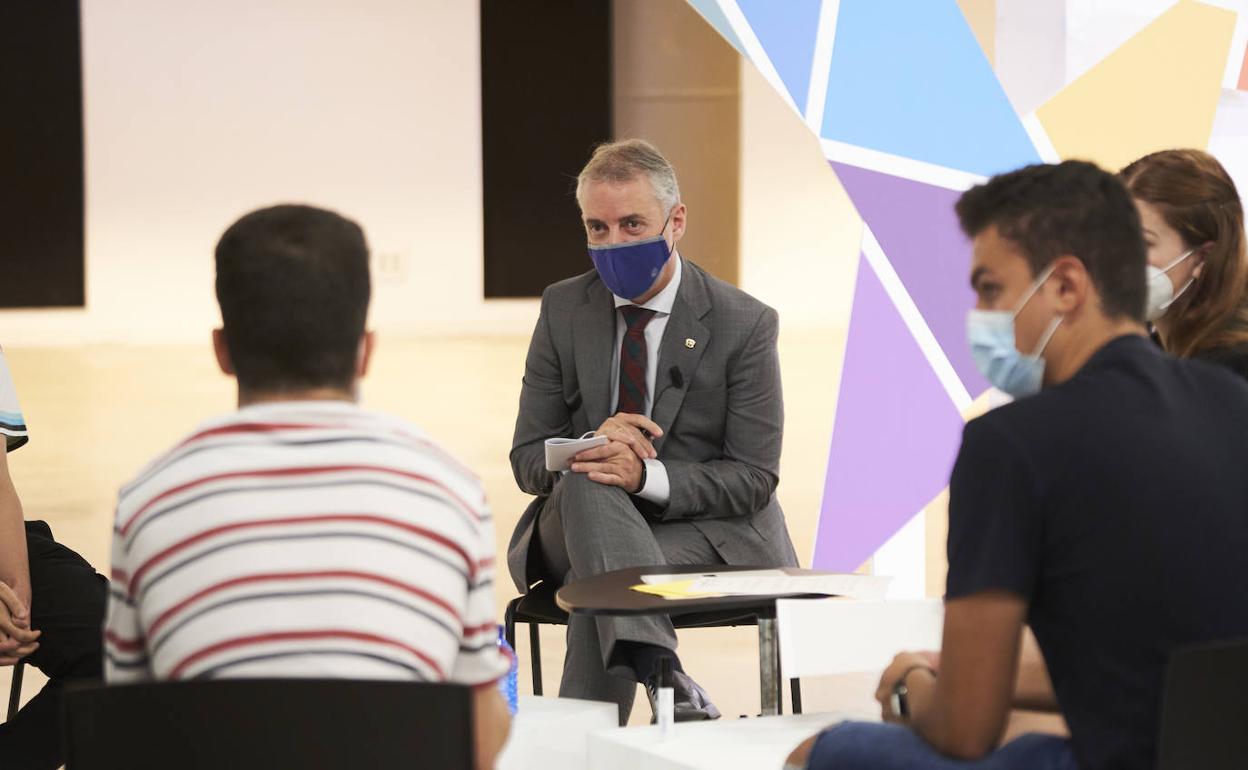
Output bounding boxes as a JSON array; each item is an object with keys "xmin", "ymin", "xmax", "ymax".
[{"xmin": 636, "ymin": 458, "xmax": 670, "ymax": 506}]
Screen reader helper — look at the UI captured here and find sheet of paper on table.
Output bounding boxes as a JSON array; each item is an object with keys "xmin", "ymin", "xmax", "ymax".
[
  {"xmin": 687, "ymin": 572, "xmax": 891, "ymax": 600},
  {"xmin": 639, "ymin": 569, "xmax": 810, "ymax": 585},
  {"xmin": 632, "ymin": 569, "xmax": 891, "ymax": 600}
]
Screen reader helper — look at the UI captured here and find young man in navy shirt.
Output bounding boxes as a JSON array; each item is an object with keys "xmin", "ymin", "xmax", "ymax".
[{"xmin": 788, "ymin": 161, "xmax": 1248, "ymax": 770}]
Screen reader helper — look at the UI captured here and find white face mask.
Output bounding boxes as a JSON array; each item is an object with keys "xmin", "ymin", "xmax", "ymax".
[{"xmin": 1145, "ymin": 247, "xmax": 1198, "ymax": 322}]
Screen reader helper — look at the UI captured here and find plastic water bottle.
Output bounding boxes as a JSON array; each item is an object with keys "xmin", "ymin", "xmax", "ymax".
[
  {"xmin": 497, "ymin": 626, "xmax": 519, "ymax": 714},
  {"xmin": 656, "ymin": 656, "xmax": 675, "ymax": 737}
]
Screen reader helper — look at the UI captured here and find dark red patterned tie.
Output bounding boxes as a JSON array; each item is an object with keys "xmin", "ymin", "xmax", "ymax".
[{"xmin": 617, "ymin": 306, "xmax": 657, "ymax": 414}]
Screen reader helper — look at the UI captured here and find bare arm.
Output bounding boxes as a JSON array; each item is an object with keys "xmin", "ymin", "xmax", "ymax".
[
  {"xmin": 0, "ymin": 449, "xmax": 38, "ymax": 664},
  {"xmin": 0, "ymin": 449, "xmax": 30, "ymax": 610},
  {"xmin": 783, "ymin": 609, "xmax": 1058, "ymax": 763},
  {"xmin": 473, "ymin": 685, "xmax": 512, "ymax": 770},
  {"xmin": 1013, "ymin": 626, "xmax": 1059, "ymax": 711},
  {"xmin": 886, "ymin": 592, "xmax": 1027, "ymax": 760}
]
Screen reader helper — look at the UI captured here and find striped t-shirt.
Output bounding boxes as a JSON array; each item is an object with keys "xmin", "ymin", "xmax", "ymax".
[
  {"xmin": 104, "ymin": 401, "xmax": 509, "ymax": 686},
  {"xmin": 0, "ymin": 348, "xmax": 29, "ymax": 452}
]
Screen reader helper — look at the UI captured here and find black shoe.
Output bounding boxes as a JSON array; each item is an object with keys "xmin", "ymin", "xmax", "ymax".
[{"xmin": 645, "ymin": 669, "xmax": 722, "ymax": 723}]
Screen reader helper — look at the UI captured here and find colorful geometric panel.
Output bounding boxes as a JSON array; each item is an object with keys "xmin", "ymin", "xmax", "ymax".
[
  {"xmin": 736, "ymin": 0, "xmax": 823, "ymax": 111},
  {"xmin": 831, "ymin": 162, "xmax": 988, "ymax": 399},
  {"xmin": 992, "ymin": 0, "xmax": 1067, "ymax": 115},
  {"xmin": 685, "ymin": 0, "xmax": 1244, "ymax": 589},
  {"xmin": 814, "ymin": 251, "xmax": 966, "ymax": 571},
  {"xmin": 1037, "ymin": 1, "xmax": 1236, "ymax": 170},
  {"xmin": 1209, "ymin": 87, "xmax": 1248, "ymax": 200},
  {"xmin": 686, "ymin": 0, "xmax": 748, "ymax": 57},
  {"xmin": 1062, "ymin": 0, "xmax": 1178, "ymax": 88},
  {"xmin": 821, "ymin": 0, "xmax": 1039, "ymax": 177},
  {"xmin": 955, "ymin": 0, "xmax": 996, "ymax": 64}
]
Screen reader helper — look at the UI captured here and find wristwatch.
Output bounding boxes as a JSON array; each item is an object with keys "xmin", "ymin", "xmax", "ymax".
[
  {"xmin": 633, "ymin": 460, "xmax": 648, "ymax": 494},
  {"xmin": 890, "ymin": 677, "xmax": 912, "ymax": 719},
  {"xmin": 890, "ymin": 664, "xmax": 935, "ymax": 720}
]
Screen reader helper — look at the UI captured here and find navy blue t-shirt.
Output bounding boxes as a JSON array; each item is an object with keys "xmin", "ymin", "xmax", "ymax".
[{"xmin": 946, "ymin": 334, "xmax": 1248, "ymax": 770}]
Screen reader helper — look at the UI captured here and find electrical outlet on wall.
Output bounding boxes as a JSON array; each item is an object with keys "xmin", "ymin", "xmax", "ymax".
[{"xmin": 373, "ymin": 250, "xmax": 409, "ymax": 285}]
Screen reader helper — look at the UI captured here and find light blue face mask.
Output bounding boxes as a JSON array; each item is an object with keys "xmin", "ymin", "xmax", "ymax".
[{"xmin": 967, "ymin": 265, "xmax": 1063, "ymax": 399}]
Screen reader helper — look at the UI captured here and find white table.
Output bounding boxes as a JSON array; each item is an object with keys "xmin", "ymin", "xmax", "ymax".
[
  {"xmin": 496, "ymin": 695, "xmax": 619, "ymax": 770},
  {"xmin": 586, "ymin": 710, "xmax": 876, "ymax": 770}
]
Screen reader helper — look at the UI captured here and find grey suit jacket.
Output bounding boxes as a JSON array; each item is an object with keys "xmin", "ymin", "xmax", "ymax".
[{"xmin": 506, "ymin": 258, "xmax": 799, "ymax": 591}]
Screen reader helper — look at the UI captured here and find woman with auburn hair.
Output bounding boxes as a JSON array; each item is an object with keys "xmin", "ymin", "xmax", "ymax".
[{"xmin": 1120, "ymin": 149, "xmax": 1248, "ymax": 378}]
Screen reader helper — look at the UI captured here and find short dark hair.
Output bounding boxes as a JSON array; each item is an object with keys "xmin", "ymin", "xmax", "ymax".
[
  {"xmin": 955, "ymin": 160, "xmax": 1146, "ymax": 321},
  {"xmin": 215, "ymin": 204, "xmax": 371, "ymax": 393}
]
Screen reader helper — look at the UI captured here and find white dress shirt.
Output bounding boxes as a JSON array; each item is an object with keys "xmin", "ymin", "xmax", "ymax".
[{"xmin": 607, "ymin": 255, "xmax": 682, "ymax": 505}]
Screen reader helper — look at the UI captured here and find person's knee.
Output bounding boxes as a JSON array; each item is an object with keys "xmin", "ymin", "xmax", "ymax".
[
  {"xmin": 554, "ymin": 472, "xmax": 630, "ymax": 519},
  {"xmin": 25, "ymin": 625, "xmax": 104, "ymax": 681},
  {"xmin": 994, "ymin": 733, "xmax": 1078, "ymax": 768},
  {"xmin": 26, "ymin": 574, "xmax": 107, "ymax": 681},
  {"xmin": 805, "ymin": 722, "xmax": 923, "ymax": 770}
]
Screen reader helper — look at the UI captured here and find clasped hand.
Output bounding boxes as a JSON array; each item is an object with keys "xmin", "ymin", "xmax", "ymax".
[
  {"xmin": 569, "ymin": 412, "xmax": 663, "ymax": 493},
  {"xmin": 874, "ymin": 650, "xmax": 941, "ymax": 723},
  {"xmin": 783, "ymin": 649, "xmax": 942, "ymax": 767},
  {"xmin": 0, "ymin": 581, "xmax": 39, "ymax": 666}
]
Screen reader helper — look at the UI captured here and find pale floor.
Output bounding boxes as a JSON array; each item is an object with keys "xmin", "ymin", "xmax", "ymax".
[{"xmin": 0, "ymin": 331, "xmax": 1062, "ymax": 747}]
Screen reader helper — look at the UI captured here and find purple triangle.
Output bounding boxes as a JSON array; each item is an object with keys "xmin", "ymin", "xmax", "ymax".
[
  {"xmin": 813, "ymin": 253, "xmax": 965, "ymax": 571},
  {"xmin": 831, "ymin": 162, "xmax": 988, "ymax": 398}
]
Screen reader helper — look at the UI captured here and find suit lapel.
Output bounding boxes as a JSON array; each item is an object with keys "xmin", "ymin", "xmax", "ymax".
[
  {"xmin": 573, "ymin": 279, "xmax": 616, "ymax": 430},
  {"xmin": 652, "ymin": 259, "xmax": 711, "ymax": 443}
]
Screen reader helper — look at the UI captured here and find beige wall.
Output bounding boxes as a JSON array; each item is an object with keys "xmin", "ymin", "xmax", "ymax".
[
  {"xmin": 2, "ymin": 2, "xmax": 857, "ymax": 348},
  {"xmin": 738, "ymin": 66, "xmax": 860, "ymax": 329},
  {"xmin": 5, "ymin": 0, "xmax": 539, "ymax": 347},
  {"xmin": 613, "ymin": 0, "xmax": 741, "ymax": 285}
]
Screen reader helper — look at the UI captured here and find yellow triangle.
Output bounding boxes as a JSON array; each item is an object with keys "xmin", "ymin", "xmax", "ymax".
[
  {"xmin": 957, "ymin": 0, "xmax": 996, "ymax": 64},
  {"xmin": 1037, "ymin": 1, "xmax": 1236, "ymax": 171}
]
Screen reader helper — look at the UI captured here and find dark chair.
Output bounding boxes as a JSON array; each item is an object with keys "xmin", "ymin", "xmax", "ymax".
[
  {"xmin": 62, "ymin": 678, "xmax": 474, "ymax": 769},
  {"xmin": 1157, "ymin": 637, "xmax": 1248, "ymax": 770},
  {"xmin": 504, "ymin": 580, "xmax": 803, "ymax": 713},
  {"xmin": 6, "ymin": 659, "xmax": 23, "ymax": 720}
]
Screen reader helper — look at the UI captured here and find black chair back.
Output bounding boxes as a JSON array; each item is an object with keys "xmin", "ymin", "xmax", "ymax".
[
  {"xmin": 63, "ymin": 678, "xmax": 473, "ymax": 770},
  {"xmin": 1157, "ymin": 637, "xmax": 1248, "ymax": 770}
]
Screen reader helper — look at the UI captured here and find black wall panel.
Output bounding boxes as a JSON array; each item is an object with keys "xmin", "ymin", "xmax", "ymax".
[
  {"xmin": 0, "ymin": 0, "xmax": 85, "ymax": 308},
  {"xmin": 481, "ymin": 0, "xmax": 612, "ymax": 298}
]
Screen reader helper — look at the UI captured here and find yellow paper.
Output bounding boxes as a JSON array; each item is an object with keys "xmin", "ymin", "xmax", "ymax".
[
  {"xmin": 629, "ymin": 580, "xmax": 723, "ymax": 600},
  {"xmin": 1036, "ymin": 1, "xmax": 1235, "ymax": 170}
]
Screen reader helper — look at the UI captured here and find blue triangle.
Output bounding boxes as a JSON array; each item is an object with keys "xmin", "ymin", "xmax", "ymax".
[
  {"xmin": 821, "ymin": 0, "xmax": 1039, "ymax": 177},
  {"xmin": 737, "ymin": 0, "xmax": 823, "ymax": 111},
  {"xmin": 687, "ymin": 0, "xmax": 747, "ymax": 57}
]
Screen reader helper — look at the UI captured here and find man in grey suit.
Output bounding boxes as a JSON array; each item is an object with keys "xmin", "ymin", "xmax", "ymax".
[{"xmin": 507, "ymin": 139, "xmax": 798, "ymax": 724}]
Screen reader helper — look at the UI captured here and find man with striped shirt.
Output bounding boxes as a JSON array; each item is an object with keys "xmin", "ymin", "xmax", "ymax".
[{"xmin": 104, "ymin": 205, "xmax": 511, "ymax": 767}]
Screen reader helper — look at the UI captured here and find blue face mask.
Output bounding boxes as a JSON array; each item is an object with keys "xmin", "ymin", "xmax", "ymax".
[
  {"xmin": 588, "ymin": 211, "xmax": 673, "ymax": 300},
  {"xmin": 967, "ymin": 265, "xmax": 1063, "ymax": 399}
]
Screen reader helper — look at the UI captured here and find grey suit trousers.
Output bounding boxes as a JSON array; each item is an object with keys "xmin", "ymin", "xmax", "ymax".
[{"xmin": 537, "ymin": 472, "xmax": 722, "ymax": 723}]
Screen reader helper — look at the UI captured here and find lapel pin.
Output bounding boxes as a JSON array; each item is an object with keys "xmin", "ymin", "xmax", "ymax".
[{"xmin": 685, "ymin": 338, "xmax": 696, "ymax": 349}]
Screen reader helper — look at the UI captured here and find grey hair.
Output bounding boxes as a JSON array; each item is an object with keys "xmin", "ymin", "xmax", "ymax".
[{"xmin": 575, "ymin": 138, "xmax": 681, "ymax": 214}]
